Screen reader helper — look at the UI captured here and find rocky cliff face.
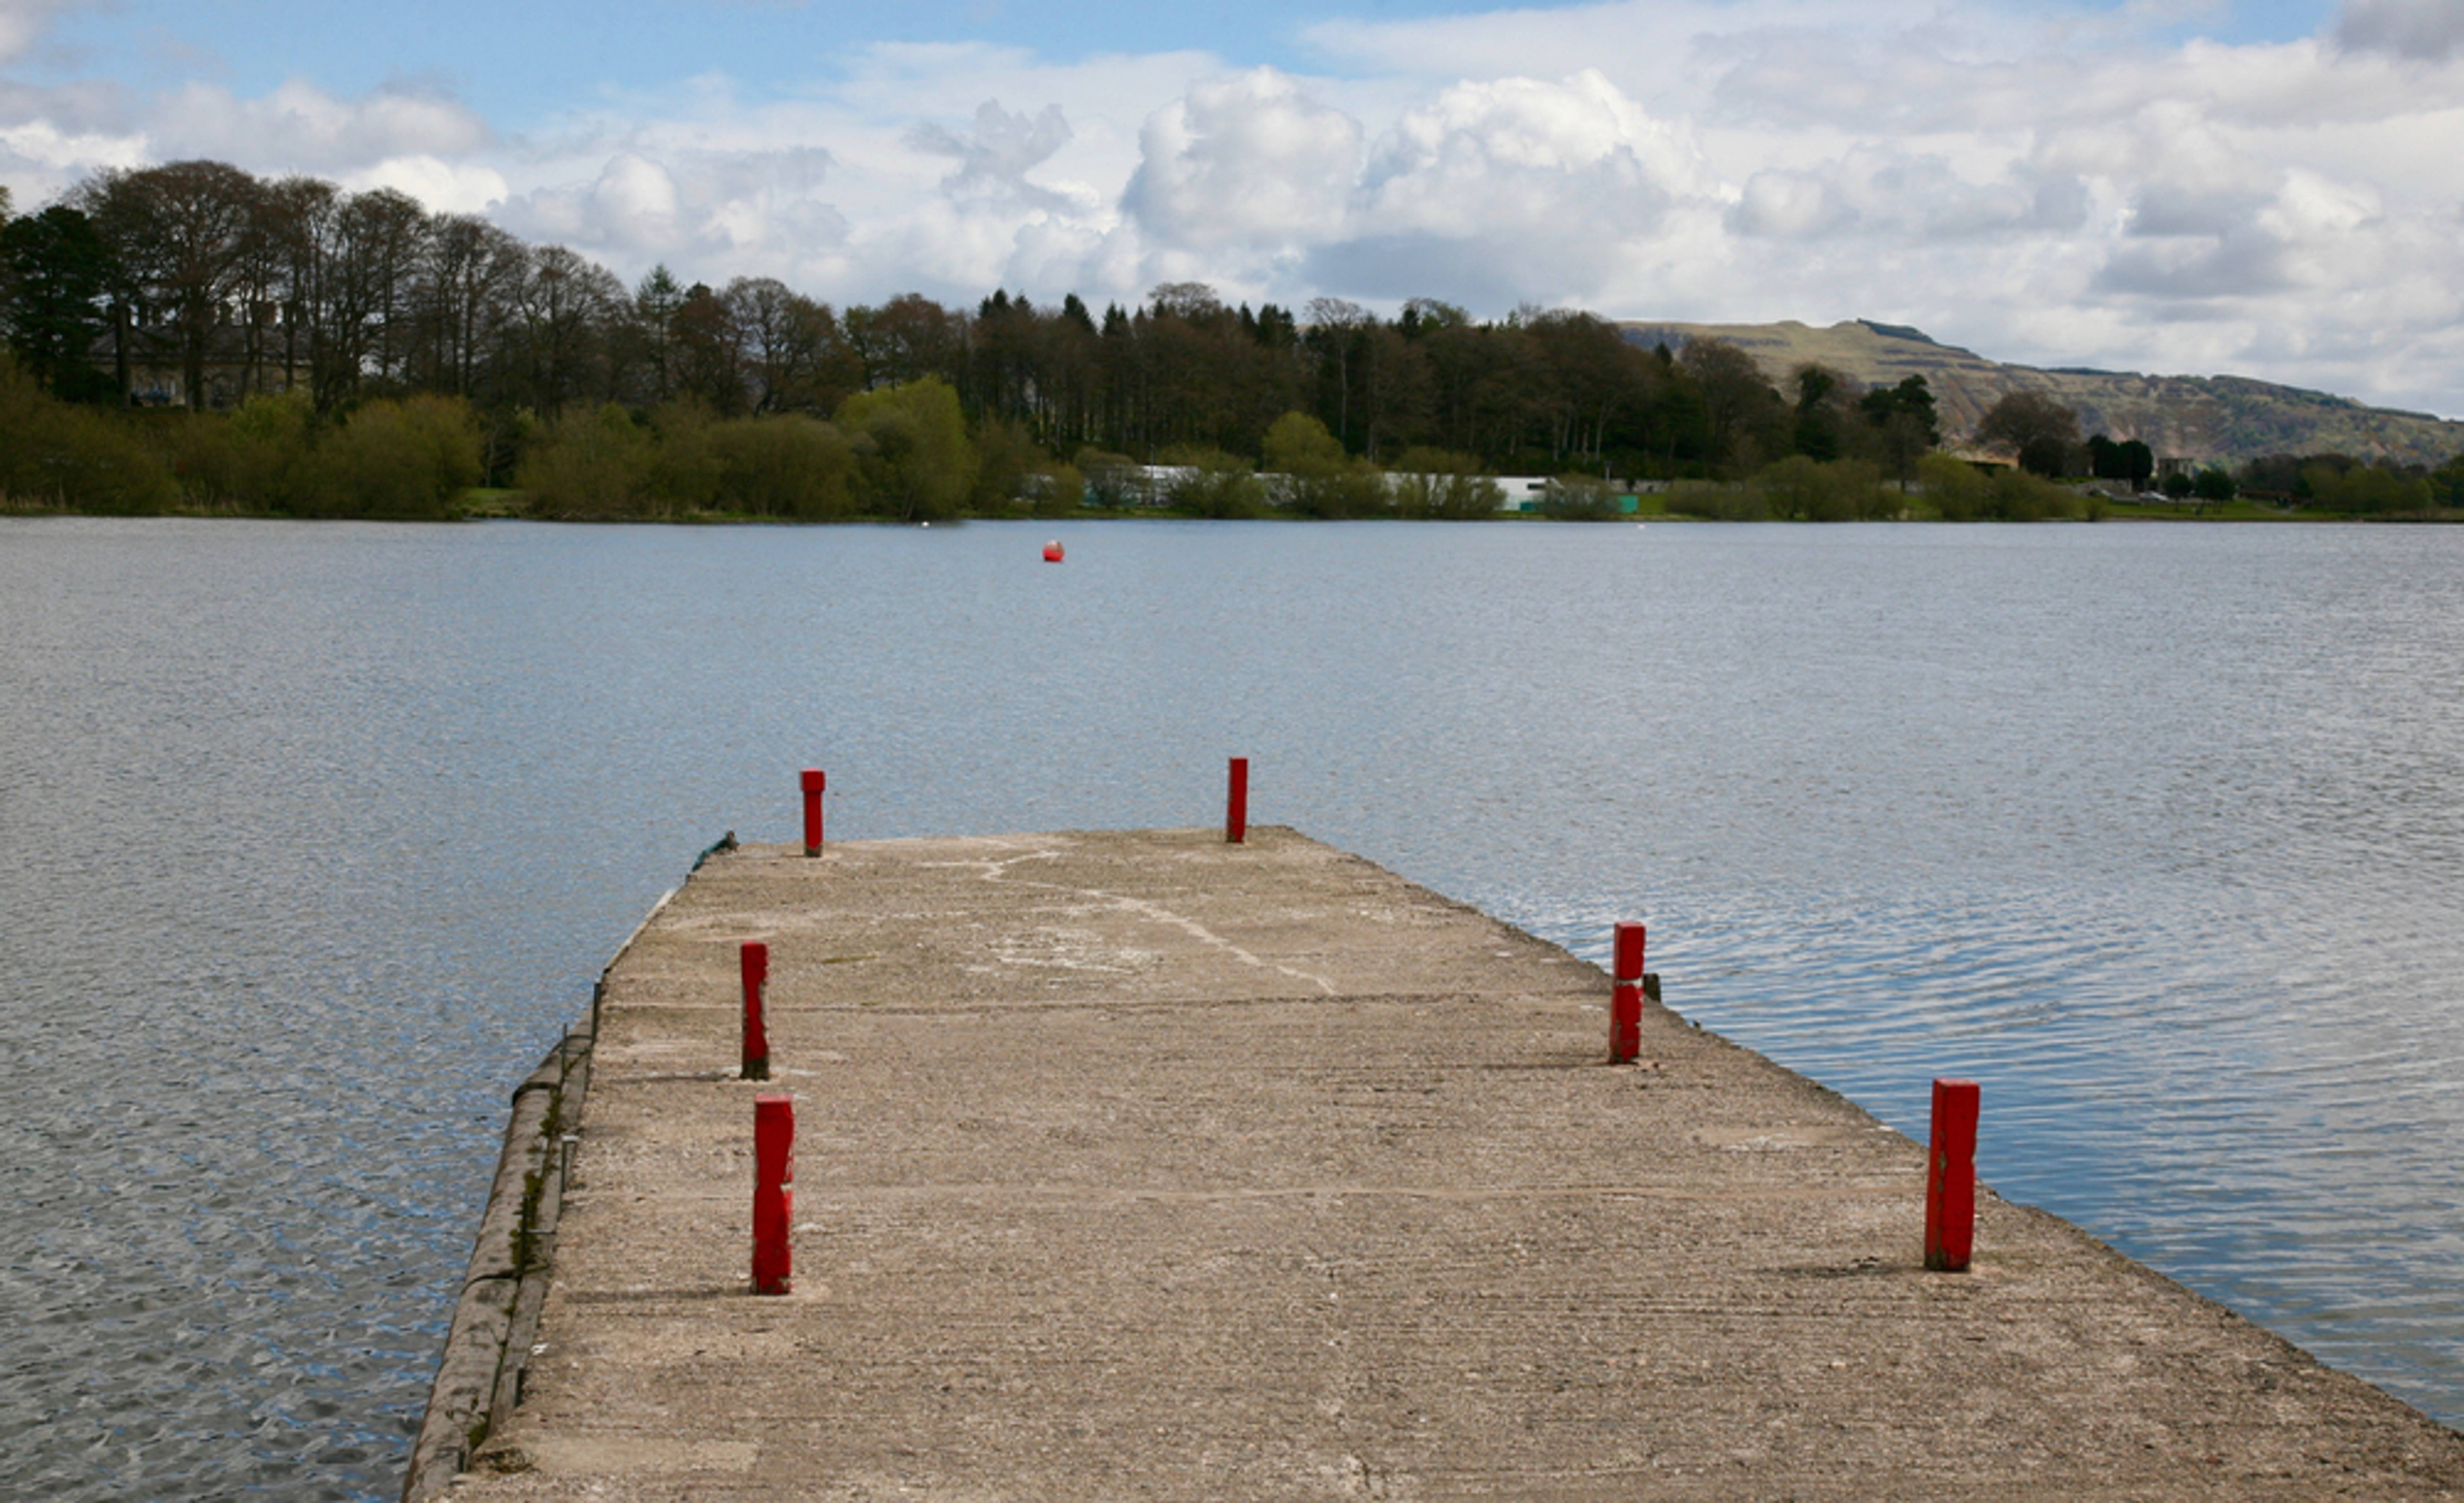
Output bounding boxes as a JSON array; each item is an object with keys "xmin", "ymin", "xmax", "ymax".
[{"xmin": 1619, "ymin": 319, "xmax": 2464, "ymax": 468}]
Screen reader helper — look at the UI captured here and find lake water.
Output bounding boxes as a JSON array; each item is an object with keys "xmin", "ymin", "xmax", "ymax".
[{"xmin": 3, "ymin": 516, "xmax": 2460, "ymax": 1499}]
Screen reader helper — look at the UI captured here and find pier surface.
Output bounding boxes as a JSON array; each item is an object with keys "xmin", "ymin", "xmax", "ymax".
[{"xmin": 445, "ymin": 828, "xmax": 2464, "ymax": 1500}]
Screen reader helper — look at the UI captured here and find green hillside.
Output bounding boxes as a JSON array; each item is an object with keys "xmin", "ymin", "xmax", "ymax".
[{"xmin": 1619, "ymin": 319, "xmax": 2464, "ymax": 469}]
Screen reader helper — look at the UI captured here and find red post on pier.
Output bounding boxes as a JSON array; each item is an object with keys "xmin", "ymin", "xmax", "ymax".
[
  {"xmin": 1925, "ymin": 1078, "xmax": 1981, "ymax": 1273},
  {"xmin": 800, "ymin": 768, "xmax": 826, "ymax": 856},
  {"xmin": 753, "ymin": 1095, "xmax": 794, "ymax": 1295},
  {"xmin": 740, "ymin": 941, "xmax": 770, "ymax": 1082},
  {"xmin": 1225, "ymin": 757, "xmax": 1249, "ymax": 845},
  {"xmin": 1609, "ymin": 921, "xmax": 1646, "ymax": 1063}
]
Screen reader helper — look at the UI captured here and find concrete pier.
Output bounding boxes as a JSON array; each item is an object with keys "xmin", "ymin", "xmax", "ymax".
[{"xmin": 429, "ymin": 827, "xmax": 2464, "ymax": 1499}]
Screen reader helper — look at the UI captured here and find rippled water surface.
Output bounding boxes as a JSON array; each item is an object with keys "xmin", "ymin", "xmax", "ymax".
[{"xmin": 4, "ymin": 517, "xmax": 2461, "ymax": 1498}]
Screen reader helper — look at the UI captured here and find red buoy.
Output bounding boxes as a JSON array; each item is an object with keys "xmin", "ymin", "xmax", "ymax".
[{"xmin": 1043, "ymin": 540, "xmax": 1064, "ymax": 562}]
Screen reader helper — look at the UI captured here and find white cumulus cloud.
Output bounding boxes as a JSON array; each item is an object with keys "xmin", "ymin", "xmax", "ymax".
[
  {"xmin": 1123, "ymin": 69, "xmax": 1363, "ymax": 252},
  {"xmin": 1732, "ymin": 149, "xmax": 2087, "ymax": 243},
  {"xmin": 496, "ymin": 142, "xmax": 857, "ymax": 275},
  {"xmin": 1359, "ymin": 70, "xmax": 1698, "ymax": 235},
  {"xmin": 908, "ymin": 99, "xmax": 1082, "ymax": 210},
  {"xmin": 149, "ymin": 79, "xmax": 492, "ymax": 177},
  {"xmin": 1302, "ymin": 69, "xmax": 1710, "ymax": 306},
  {"xmin": 341, "ymin": 156, "xmax": 509, "ymax": 217}
]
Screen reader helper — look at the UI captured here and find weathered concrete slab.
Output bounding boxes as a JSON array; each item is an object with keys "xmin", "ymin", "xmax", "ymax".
[{"xmin": 444, "ymin": 827, "xmax": 2464, "ymax": 1500}]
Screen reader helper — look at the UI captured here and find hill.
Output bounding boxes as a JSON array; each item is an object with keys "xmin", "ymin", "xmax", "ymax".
[{"xmin": 1617, "ymin": 319, "xmax": 2464, "ymax": 469}]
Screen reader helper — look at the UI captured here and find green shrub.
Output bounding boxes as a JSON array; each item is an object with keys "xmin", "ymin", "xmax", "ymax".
[
  {"xmin": 2301, "ymin": 463, "xmax": 2425, "ymax": 513},
  {"xmin": 317, "ymin": 395, "xmax": 483, "ymax": 518},
  {"xmin": 150, "ymin": 410, "xmax": 249, "ymax": 512},
  {"xmin": 1664, "ymin": 480, "xmax": 1766, "ymax": 520},
  {"xmin": 1023, "ymin": 459, "xmax": 1085, "ymax": 515},
  {"xmin": 967, "ymin": 418, "xmax": 1042, "ymax": 514},
  {"xmin": 837, "ymin": 377, "xmax": 977, "ymax": 521},
  {"xmin": 0, "ymin": 358, "xmax": 177, "ymax": 514},
  {"xmin": 646, "ymin": 401, "xmax": 723, "ymax": 515},
  {"xmin": 1755, "ymin": 455, "xmax": 1894, "ymax": 521},
  {"xmin": 1537, "ymin": 474, "xmax": 1619, "ymax": 521},
  {"xmin": 1917, "ymin": 452, "xmax": 1991, "ymax": 520},
  {"xmin": 1157, "ymin": 446, "xmax": 1265, "ymax": 517},
  {"xmin": 1986, "ymin": 467, "xmax": 2075, "ymax": 521},
  {"xmin": 1263, "ymin": 411, "xmax": 1386, "ymax": 517},
  {"xmin": 1074, "ymin": 447, "xmax": 1142, "ymax": 509},
  {"xmin": 1921, "ymin": 456, "xmax": 2072, "ymax": 520},
  {"xmin": 708, "ymin": 415, "xmax": 857, "ymax": 520},
  {"xmin": 146, "ymin": 393, "xmax": 334, "ymax": 514},
  {"xmin": 517, "ymin": 404, "xmax": 656, "ymax": 519},
  {"xmin": 1388, "ymin": 448, "xmax": 1502, "ymax": 519}
]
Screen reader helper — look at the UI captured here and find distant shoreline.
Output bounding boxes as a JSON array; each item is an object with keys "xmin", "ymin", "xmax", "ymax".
[{"xmin": 8, "ymin": 497, "xmax": 2459, "ymax": 525}]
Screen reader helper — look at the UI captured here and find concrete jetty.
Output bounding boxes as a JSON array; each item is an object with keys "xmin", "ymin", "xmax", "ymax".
[{"xmin": 423, "ymin": 827, "xmax": 2464, "ymax": 1500}]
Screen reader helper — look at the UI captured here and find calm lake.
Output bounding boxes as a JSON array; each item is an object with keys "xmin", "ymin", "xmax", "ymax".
[{"xmin": 3, "ymin": 516, "xmax": 2460, "ymax": 1499}]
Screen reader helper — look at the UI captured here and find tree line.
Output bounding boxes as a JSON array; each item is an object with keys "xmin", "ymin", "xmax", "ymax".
[
  {"xmin": 0, "ymin": 158, "xmax": 1956, "ymax": 518},
  {"xmin": 0, "ymin": 154, "xmax": 1927, "ymax": 473},
  {"xmin": 1964, "ymin": 387, "xmax": 2464, "ymax": 513},
  {"xmin": 4, "ymin": 159, "xmax": 2456, "ymax": 521}
]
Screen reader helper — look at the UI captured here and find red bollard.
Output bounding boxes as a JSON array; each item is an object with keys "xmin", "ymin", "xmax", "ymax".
[
  {"xmin": 800, "ymin": 768, "xmax": 826, "ymax": 856},
  {"xmin": 753, "ymin": 1095, "xmax": 794, "ymax": 1295},
  {"xmin": 1609, "ymin": 921, "xmax": 1646, "ymax": 1063},
  {"xmin": 1925, "ymin": 1078, "xmax": 1981, "ymax": 1272},
  {"xmin": 1225, "ymin": 757, "xmax": 1249, "ymax": 845},
  {"xmin": 1613, "ymin": 922, "xmax": 1647, "ymax": 984},
  {"xmin": 740, "ymin": 941, "xmax": 770, "ymax": 1082}
]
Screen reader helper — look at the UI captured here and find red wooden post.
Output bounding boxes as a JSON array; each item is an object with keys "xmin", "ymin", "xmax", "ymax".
[
  {"xmin": 740, "ymin": 941, "xmax": 770, "ymax": 1082},
  {"xmin": 1225, "ymin": 757, "xmax": 1249, "ymax": 844},
  {"xmin": 1609, "ymin": 921, "xmax": 1646, "ymax": 1063},
  {"xmin": 1925, "ymin": 1078, "xmax": 1981, "ymax": 1273},
  {"xmin": 753, "ymin": 1095, "xmax": 794, "ymax": 1295},
  {"xmin": 800, "ymin": 768, "xmax": 826, "ymax": 856}
]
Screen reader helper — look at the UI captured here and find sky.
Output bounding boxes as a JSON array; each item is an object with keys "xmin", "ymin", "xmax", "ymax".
[{"xmin": 4, "ymin": 0, "xmax": 2462, "ymax": 417}]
